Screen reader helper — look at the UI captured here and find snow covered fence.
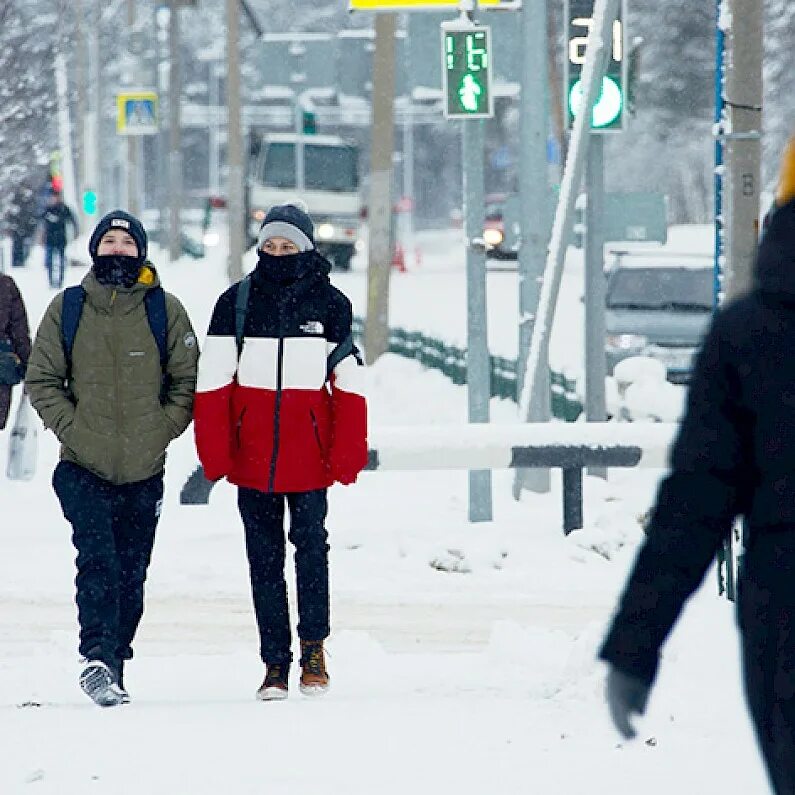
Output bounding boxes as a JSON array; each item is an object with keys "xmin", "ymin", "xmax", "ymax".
[
  {"xmin": 350, "ymin": 317, "xmax": 583, "ymax": 421},
  {"xmin": 181, "ymin": 422, "xmax": 679, "ymax": 534}
]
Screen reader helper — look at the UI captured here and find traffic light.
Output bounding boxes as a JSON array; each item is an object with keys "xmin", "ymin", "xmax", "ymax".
[
  {"xmin": 441, "ymin": 24, "xmax": 494, "ymax": 120},
  {"xmin": 564, "ymin": 0, "xmax": 627, "ymax": 132},
  {"xmin": 302, "ymin": 109, "xmax": 316, "ymax": 135},
  {"xmin": 82, "ymin": 189, "xmax": 98, "ymax": 215}
]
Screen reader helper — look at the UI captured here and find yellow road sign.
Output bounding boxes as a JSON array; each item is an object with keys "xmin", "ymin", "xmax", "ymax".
[
  {"xmin": 349, "ymin": 0, "xmax": 502, "ymax": 10},
  {"xmin": 116, "ymin": 91, "xmax": 158, "ymax": 136}
]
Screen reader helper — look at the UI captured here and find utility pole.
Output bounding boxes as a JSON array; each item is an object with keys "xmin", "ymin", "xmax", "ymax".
[
  {"xmin": 517, "ymin": 0, "xmax": 620, "ymax": 423},
  {"xmin": 125, "ymin": 0, "xmax": 140, "ymax": 216},
  {"xmin": 74, "ymin": 0, "xmax": 88, "ymax": 221},
  {"xmin": 226, "ymin": 0, "xmax": 244, "ymax": 284},
  {"xmin": 364, "ymin": 12, "xmax": 397, "ymax": 365},
  {"xmin": 514, "ymin": 0, "xmax": 551, "ymax": 499},
  {"xmin": 723, "ymin": 0, "xmax": 762, "ymax": 301},
  {"xmin": 86, "ymin": 0, "xmax": 102, "ymax": 218},
  {"xmin": 168, "ymin": 0, "xmax": 182, "ymax": 261}
]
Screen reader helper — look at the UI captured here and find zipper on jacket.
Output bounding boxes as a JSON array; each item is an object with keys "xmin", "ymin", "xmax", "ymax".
[
  {"xmin": 267, "ymin": 304, "xmax": 286, "ymax": 492},
  {"xmin": 110, "ymin": 291, "xmax": 120, "ymax": 482},
  {"xmin": 310, "ymin": 409, "xmax": 323, "ymax": 453}
]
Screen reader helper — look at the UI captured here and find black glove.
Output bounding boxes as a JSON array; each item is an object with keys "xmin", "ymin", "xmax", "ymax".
[{"xmin": 606, "ymin": 666, "xmax": 651, "ymax": 740}]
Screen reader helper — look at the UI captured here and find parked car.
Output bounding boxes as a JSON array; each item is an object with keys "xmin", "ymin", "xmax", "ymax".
[
  {"xmin": 605, "ymin": 254, "xmax": 715, "ymax": 384},
  {"xmin": 483, "ymin": 193, "xmax": 519, "ymax": 260}
]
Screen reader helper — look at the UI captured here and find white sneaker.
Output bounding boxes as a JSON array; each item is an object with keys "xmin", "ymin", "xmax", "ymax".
[{"xmin": 79, "ymin": 661, "xmax": 127, "ymax": 708}]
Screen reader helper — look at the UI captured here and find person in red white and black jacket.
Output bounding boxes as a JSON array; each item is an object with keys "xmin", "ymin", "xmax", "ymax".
[{"xmin": 194, "ymin": 203, "xmax": 367, "ymax": 701}]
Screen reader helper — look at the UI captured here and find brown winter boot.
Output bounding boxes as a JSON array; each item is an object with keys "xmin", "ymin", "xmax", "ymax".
[
  {"xmin": 256, "ymin": 662, "xmax": 289, "ymax": 701},
  {"xmin": 299, "ymin": 640, "xmax": 330, "ymax": 695}
]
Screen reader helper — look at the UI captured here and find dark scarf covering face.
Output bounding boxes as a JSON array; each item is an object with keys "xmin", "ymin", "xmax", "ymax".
[
  {"xmin": 92, "ymin": 254, "xmax": 142, "ymax": 288},
  {"xmin": 256, "ymin": 250, "xmax": 316, "ymax": 285}
]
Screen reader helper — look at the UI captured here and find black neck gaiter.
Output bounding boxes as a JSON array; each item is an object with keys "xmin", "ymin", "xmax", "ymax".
[
  {"xmin": 92, "ymin": 255, "xmax": 142, "ymax": 288},
  {"xmin": 256, "ymin": 250, "xmax": 314, "ymax": 285}
]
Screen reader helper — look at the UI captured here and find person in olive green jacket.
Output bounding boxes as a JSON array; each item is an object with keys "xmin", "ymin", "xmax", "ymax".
[{"xmin": 26, "ymin": 210, "xmax": 198, "ymax": 708}]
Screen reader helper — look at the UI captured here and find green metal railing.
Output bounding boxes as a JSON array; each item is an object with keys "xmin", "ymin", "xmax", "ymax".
[{"xmin": 352, "ymin": 317, "xmax": 582, "ymax": 421}]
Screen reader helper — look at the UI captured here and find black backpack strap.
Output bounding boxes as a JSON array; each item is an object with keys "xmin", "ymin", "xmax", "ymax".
[
  {"xmin": 60, "ymin": 286, "xmax": 86, "ymax": 385},
  {"xmin": 326, "ymin": 332, "xmax": 362, "ymax": 382},
  {"xmin": 144, "ymin": 287, "xmax": 169, "ymax": 403},
  {"xmin": 235, "ymin": 275, "xmax": 251, "ymax": 358}
]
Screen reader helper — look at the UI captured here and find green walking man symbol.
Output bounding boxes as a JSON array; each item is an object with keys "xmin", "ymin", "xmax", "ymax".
[{"xmin": 459, "ymin": 74, "xmax": 482, "ymax": 113}]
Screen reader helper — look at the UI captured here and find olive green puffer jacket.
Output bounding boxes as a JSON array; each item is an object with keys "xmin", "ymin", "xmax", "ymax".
[{"xmin": 26, "ymin": 266, "xmax": 198, "ymax": 484}]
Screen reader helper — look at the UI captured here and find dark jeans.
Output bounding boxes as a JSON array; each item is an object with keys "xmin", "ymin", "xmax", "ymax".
[
  {"xmin": 44, "ymin": 244, "xmax": 66, "ymax": 288},
  {"xmin": 53, "ymin": 461, "xmax": 163, "ymax": 671},
  {"xmin": 238, "ymin": 487, "xmax": 329, "ymax": 665},
  {"xmin": 738, "ymin": 531, "xmax": 795, "ymax": 794}
]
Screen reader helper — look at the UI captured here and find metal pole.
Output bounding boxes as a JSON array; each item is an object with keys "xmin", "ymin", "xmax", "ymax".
[
  {"xmin": 168, "ymin": 0, "xmax": 182, "ymax": 262},
  {"xmin": 209, "ymin": 63, "xmax": 220, "ymax": 196},
  {"xmin": 294, "ymin": 96, "xmax": 306, "ymax": 191},
  {"xmin": 364, "ymin": 12, "xmax": 397, "ymax": 365},
  {"xmin": 562, "ymin": 468, "xmax": 583, "ymax": 534},
  {"xmin": 518, "ymin": 0, "xmax": 620, "ymax": 421},
  {"xmin": 713, "ymin": 0, "xmax": 725, "ymax": 309},
  {"xmin": 584, "ymin": 134, "xmax": 607, "ymax": 477},
  {"xmin": 723, "ymin": 0, "xmax": 762, "ymax": 302},
  {"xmin": 126, "ymin": 0, "xmax": 139, "ymax": 216},
  {"xmin": 514, "ymin": 0, "xmax": 551, "ymax": 499},
  {"xmin": 226, "ymin": 0, "xmax": 245, "ymax": 284},
  {"xmin": 463, "ymin": 116, "xmax": 492, "ymax": 523}
]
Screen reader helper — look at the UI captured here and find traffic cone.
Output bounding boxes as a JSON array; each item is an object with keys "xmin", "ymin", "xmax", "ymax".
[{"xmin": 391, "ymin": 243, "xmax": 407, "ymax": 272}]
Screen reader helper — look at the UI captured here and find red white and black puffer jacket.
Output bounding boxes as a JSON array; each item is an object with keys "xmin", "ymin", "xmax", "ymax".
[{"xmin": 194, "ymin": 253, "xmax": 367, "ymax": 493}]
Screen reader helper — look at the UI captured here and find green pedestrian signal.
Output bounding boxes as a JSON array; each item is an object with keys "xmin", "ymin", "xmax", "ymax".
[
  {"xmin": 564, "ymin": 0, "xmax": 627, "ymax": 132},
  {"xmin": 302, "ymin": 109, "xmax": 316, "ymax": 135},
  {"xmin": 82, "ymin": 189, "xmax": 98, "ymax": 215},
  {"xmin": 442, "ymin": 24, "xmax": 493, "ymax": 120}
]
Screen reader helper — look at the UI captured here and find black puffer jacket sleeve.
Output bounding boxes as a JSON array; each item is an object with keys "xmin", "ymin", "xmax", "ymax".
[{"xmin": 599, "ymin": 306, "xmax": 754, "ymax": 686}]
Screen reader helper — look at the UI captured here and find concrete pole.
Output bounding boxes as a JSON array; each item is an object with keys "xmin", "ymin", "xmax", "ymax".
[
  {"xmin": 514, "ymin": 0, "xmax": 552, "ymax": 499},
  {"xmin": 584, "ymin": 134, "xmax": 607, "ymax": 478},
  {"xmin": 168, "ymin": 0, "xmax": 182, "ymax": 262},
  {"xmin": 364, "ymin": 13, "xmax": 397, "ymax": 365},
  {"xmin": 125, "ymin": 0, "xmax": 139, "ymax": 216},
  {"xmin": 723, "ymin": 0, "xmax": 762, "ymax": 302},
  {"xmin": 226, "ymin": 0, "xmax": 245, "ymax": 284},
  {"xmin": 463, "ymin": 116, "xmax": 493, "ymax": 523}
]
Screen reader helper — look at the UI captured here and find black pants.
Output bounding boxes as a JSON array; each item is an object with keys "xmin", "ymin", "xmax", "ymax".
[
  {"xmin": 739, "ymin": 531, "xmax": 795, "ymax": 794},
  {"xmin": 238, "ymin": 488, "xmax": 329, "ymax": 666},
  {"xmin": 53, "ymin": 461, "xmax": 163, "ymax": 672},
  {"xmin": 44, "ymin": 244, "xmax": 66, "ymax": 289}
]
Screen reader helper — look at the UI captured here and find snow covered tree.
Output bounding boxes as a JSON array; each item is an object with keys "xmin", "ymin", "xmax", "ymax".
[{"xmin": 0, "ymin": 0, "xmax": 57, "ymax": 229}]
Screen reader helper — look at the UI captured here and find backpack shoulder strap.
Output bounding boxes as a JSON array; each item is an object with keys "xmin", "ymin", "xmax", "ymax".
[
  {"xmin": 235, "ymin": 275, "xmax": 251, "ymax": 358},
  {"xmin": 143, "ymin": 286, "xmax": 168, "ymax": 372},
  {"xmin": 61, "ymin": 286, "xmax": 86, "ymax": 366}
]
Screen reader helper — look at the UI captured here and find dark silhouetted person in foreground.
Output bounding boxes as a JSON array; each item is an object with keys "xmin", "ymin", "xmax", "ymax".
[{"xmin": 599, "ymin": 136, "xmax": 795, "ymax": 794}]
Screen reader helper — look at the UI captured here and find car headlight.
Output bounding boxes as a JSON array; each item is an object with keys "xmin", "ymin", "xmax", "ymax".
[
  {"xmin": 483, "ymin": 228, "xmax": 504, "ymax": 247},
  {"xmin": 606, "ymin": 333, "xmax": 648, "ymax": 351},
  {"xmin": 317, "ymin": 223, "xmax": 335, "ymax": 240},
  {"xmin": 251, "ymin": 209, "xmax": 266, "ymax": 222}
]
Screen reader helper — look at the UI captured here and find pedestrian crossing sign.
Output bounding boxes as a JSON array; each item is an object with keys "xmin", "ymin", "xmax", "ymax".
[{"xmin": 116, "ymin": 91, "xmax": 158, "ymax": 136}]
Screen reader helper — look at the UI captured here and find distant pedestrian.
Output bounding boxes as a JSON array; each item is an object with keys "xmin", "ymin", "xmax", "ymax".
[
  {"xmin": 194, "ymin": 203, "xmax": 368, "ymax": 700},
  {"xmin": 599, "ymin": 135, "xmax": 795, "ymax": 794},
  {"xmin": 0, "ymin": 273, "xmax": 31, "ymax": 429},
  {"xmin": 26, "ymin": 210, "xmax": 198, "ymax": 707},
  {"xmin": 39, "ymin": 191, "xmax": 78, "ymax": 289}
]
